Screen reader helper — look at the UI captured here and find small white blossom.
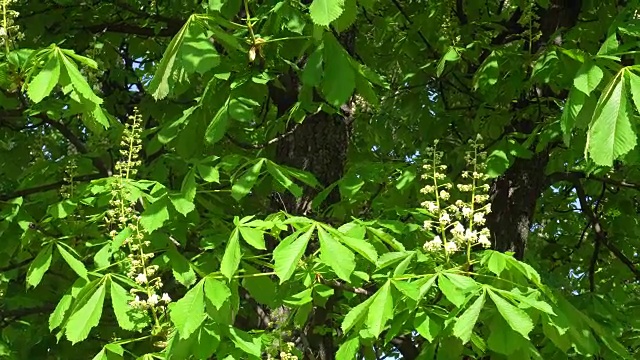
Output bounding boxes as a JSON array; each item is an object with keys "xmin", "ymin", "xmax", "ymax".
[
  {"xmin": 461, "ymin": 207, "xmax": 472, "ymax": 217},
  {"xmin": 439, "ymin": 190, "xmax": 450, "ymax": 200},
  {"xmin": 425, "ymin": 201, "xmax": 439, "ymax": 213},
  {"xmin": 478, "ymin": 234, "xmax": 491, "ymax": 248},
  {"xmin": 161, "ymin": 293, "xmax": 172, "ymax": 302},
  {"xmin": 473, "ymin": 212, "xmax": 486, "ymax": 225},
  {"xmin": 423, "ymin": 236, "xmax": 443, "ymax": 252},
  {"xmin": 451, "ymin": 222, "xmax": 465, "ymax": 235},
  {"xmin": 135, "ymin": 273, "xmax": 148, "ymax": 284},
  {"xmin": 444, "ymin": 241, "xmax": 458, "ymax": 254},
  {"xmin": 439, "ymin": 212, "xmax": 451, "ymax": 223},
  {"xmin": 465, "ymin": 229, "xmax": 477, "ymax": 242},
  {"xmin": 147, "ymin": 293, "xmax": 159, "ymax": 305}
]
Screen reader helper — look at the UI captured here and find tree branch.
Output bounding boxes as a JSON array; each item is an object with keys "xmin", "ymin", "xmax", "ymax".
[
  {"xmin": 0, "ymin": 173, "xmax": 104, "ymax": 201},
  {"xmin": 0, "ymin": 257, "xmax": 33, "ymax": 273},
  {"xmin": 41, "ymin": 116, "xmax": 112, "ymax": 177},
  {"xmin": 319, "ymin": 278, "xmax": 372, "ymax": 296},
  {"xmin": 570, "ymin": 174, "xmax": 640, "ymax": 281},
  {"xmin": 548, "ymin": 171, "xmax": 640, "ymax": 191},
  {"xmin": 226, "ymin": 122, "xmax": 301, "ymax": 150},
  {"xmin": 84, "ymin": 21, "xmax": 183, "ymax": 37}
]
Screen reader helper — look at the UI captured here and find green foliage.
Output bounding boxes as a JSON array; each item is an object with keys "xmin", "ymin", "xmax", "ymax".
[{"xmin": 3, "ymin": 1, "xmax": 640, "ymax": 359}]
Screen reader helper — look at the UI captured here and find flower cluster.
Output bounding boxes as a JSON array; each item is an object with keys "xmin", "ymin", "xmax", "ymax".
[
  {"xmin": 266, "ymin": 342, "xmax": 298, "ymax": 360},
  {"xmin": 421, "ymin": 138, "xmax": 492, "ymax": 260},
  {"xmin": 104, "ymin": 109, "xmax": 170, "ymax": 316},
  {"xmin": 60, "ymin": 144, "xmax": 78, "ymax": 198},
  {"xmin": 129, "ymin": 292, "xmax": 172, "ymax": 310},
  {"xmin": 0, "ymin": 0, "xmax": 23, "ymax": 53}
]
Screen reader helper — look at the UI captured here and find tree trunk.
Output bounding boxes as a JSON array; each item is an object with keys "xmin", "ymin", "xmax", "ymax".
[
  {"xmin": 486, "ymin": 0, "xmax": 581, "ymax": 259},
  {"xmin": 267, "ymin": 31, "xmax": 355, "ymax": 360},
  {"xmin": 487, "ymin": 152, "xmax": 549, "ymax": 259}
]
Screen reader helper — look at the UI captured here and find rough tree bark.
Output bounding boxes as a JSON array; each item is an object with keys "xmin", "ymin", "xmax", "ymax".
[
  {"xmin": 266, "ymin": 30, "xmax": 355, "ymax": 360},
  {"xmin": 487, "ymin": 0, "xmax": 582, "ymax": 260}
]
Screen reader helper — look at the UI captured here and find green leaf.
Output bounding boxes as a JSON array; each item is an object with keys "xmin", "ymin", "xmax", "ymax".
[
  {"xmin": 573, "ymin": 60, "xmax": 603, "ymax": 96},
  {"xmin": 339, "ymin": 234, "xmax": 378, "ymax": 264},
  {"xmin": 110, "ymin": 280, "xmax": 140, "ymax": 331},
  {"xmin": 438, "ymin": 274, "xmax": 466, "ymax": 308},
  {"xmin": 365, "ymin": 281, "xmax": 393, "ymax": 337},
  {"xmin": 58, "ymin": 51, "xmax": 102, "ymax": 105},
  {"xmin": 91, "ymin": 349, "xmax": 108, "ymax": 360},
  {"xmin": 242, "ymin": 266, "xmax": 278, "ymax": 307},
  {"xmin": 273, "ymin": 226, "xmax": 314, "ymax": 283},
  {"xmin": 302, "ymin": 46, "xmax": 323, "ymax": 86},
  {"xmin": 140, "ymin": 196, "xmax": 170, "ymax": 233},
  {"xmin": 487, "ymin": 317, "xmax": 528, "ymax": 355},
  {"xmin": 181, "ymin": 23, "xmax": 220, "ymax": 75},
  {"xmin": 208, "ymin": 0, "xmax": 223, "ymax": 11},
  {"xmin": 341, "ymin": 294, "xmax": 374, "ymax": 333},
  {"xmin": 322, "ymin": 33, "xmax": 355, "ymax": 107},
  {"xmin": 65, "ymin": 282, "xmax": 106, "ymax": 344},
  {"xmin": 49, "ymin": 294, "xmax": 72, "ymax": 331},
  {"xmin": 484, "ymin": 251, "xmax": 507, "ymax": 276},
  {"xmin": 587, "ymin": 73, "xmax": 636, "ymax": 166},
  {"xmin": 238, "ymin": 226, "xmax": 266, "ymax": 250},
  {"xmin": 26, "ymin": 243, "xmax": 53, "ymax": 288},
  {"xmin": 166, "ymin": 246, "xmax": 197, "ymax": 287},
  {"xmin": 336, "ymin": 335, "xmax": 360, "ymax": 360},
  {"xmin": 376, "ymin": 251, "xmax": 409, "ymax": 269},
  {"xmin": 318, "ymin": 226, "xmax": 355, "ymax": 281},
  {"xmin": 488, "ymin": 289, "xmax": 533, "ymax": 339},
  {"xmin": 204, "ymin": 277, "xmax": 231, "ymax": 310},
  {"xmin": 309, "ymin": 0, "xmax": 345, "ymax": 26},
  {"xmin": 197, "ymin": 164, "xmax": 220, "ymax": 183},
  {"xmin": 169, "ymin": 280, "xmax": 206, "ymax": 339},
  {"xmin": 453, "ymin": 291, "xmax": 486, "ymax": 343},
  {"xmin": 205, "ymin": 102, "xmax": 230, "ymax": 145},
  {"xmin": 393, "ymin": 251, "xmax": 415, "ymax": 276},
  {"xmin": 228, "ymin": 327, "xmax": 261, "ymax": 357},
  {"xmin": 148, "ymin": 17, "xmax": 193, "ymax": 99},
  {"xmin": 560, "ymin": 87, "xmax": 585, "ymax": 145},
  {"xmin": 231, "ymin": 159, "xmax": 265, "ymax": 201},
  {"xmin": 437, "ymin": 47, "xmax": 460, "ymax": 77},
  {"xmin": 170, "ymin": 195, "xmax": 196, "ymax": 216},
  {"xmin": 333, "ymin": 0, "xmax": 357, "ymax": 32},
  {"xmin": 413, "ymin": 311, "xmax": 442, "ymax": 342},
  {"xmin": 626, "ymin": 70, "xmax": 640, "ymax": 113},
  {"xmin": 392, "ymin": 280, "xmax": 420, "ymax": 301},
  {"xmin": 181, "ymin": 169, "xmax": 197, "ymax": 201},
  {"xmin": 28, "ymin": 55, "xmax": 60, "ymax": 103},
  {"xmin": 56, "ymin": 243, "xmax": 88, "ymax": 280},
  {"xmin": 220, "ymin": 229, "xmax": 242, "ymax": 279},
  {"xmin": 266, "ymin": 161, "xmax": 303, "ymax": 197},
  {"xmin": 485, "ymin": 148, "xmax": 509, "ymax": 178}
]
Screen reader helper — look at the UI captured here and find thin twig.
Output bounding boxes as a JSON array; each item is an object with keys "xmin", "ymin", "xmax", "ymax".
[{"xmin": 226, "ymin": 122, "xmax": 301, "ymax": 150}]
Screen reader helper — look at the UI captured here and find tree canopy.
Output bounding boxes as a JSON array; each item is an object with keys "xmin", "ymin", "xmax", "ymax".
[{"xmin": 2, "ymin": 0, "xmax": 640, "ymax": 359}]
